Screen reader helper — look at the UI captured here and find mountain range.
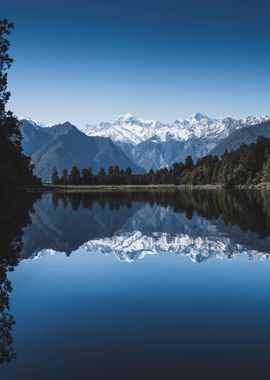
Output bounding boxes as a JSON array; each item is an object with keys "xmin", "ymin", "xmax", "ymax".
[
  {"xmin": 19, "ymin": 112, "xmax": 270, "ymax": 180},
  {"xmin": 84, "ymin": 112, "xmax": 270, "ymax": 144},
  {"xmin": 20, "ymin": 119, "xmax": 144, "ymax": 181},
  {"xmin": 84, "ymin": 112, "xmax": 270, "ymax": 170}
]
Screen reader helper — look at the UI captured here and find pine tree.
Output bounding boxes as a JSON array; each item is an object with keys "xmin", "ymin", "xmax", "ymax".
[
  {"xmin": 69, "ymin": 166, "xmax": 81, "ymax": 185},
  {"xmin": 81, "ymin": 168, "xmax": 93, "ymax": 185},
  {"xmin": 108, "ymin": 166, "xmax": 114, "ymax": 176},
  {"xmin": 98, "ymin": 167, "xmax": 106, "ymax": 176},
  {"xmin": 0, "ymin": 19, "xmax": 41, "ymax": 188},
  {"xmin": 114, "ymin": 165, "xmax": 120, "ymax": 175},
  {"xmin": 0, "ymin": 19, "xmax": 13, "ymax": 118},
  {"xmin": 51, "ymin": 168, "xmax": 59, "ymax": 185},
  {"xmin": 60, "ymin": 168, "xmax": 69, "ymax": 185},
  {"xmin": 125, "ymin": 167, "xmax": 132, "ymax": 176},
  {"xmin": 125, "ymin": 167, "xmax": 132, "ymax": 185},
  {"xmin": 185, "ymin": 155, "xmax": 194, "ymax": 170},
  {"xmin": 98, "ymin": 167, "xmax": 106, "ymax": 185},
  {"xmin": 263, "ymin": 157, "xmax": 270, "ymax": 182}
]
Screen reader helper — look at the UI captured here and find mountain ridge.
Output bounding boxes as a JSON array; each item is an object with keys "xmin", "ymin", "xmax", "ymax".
[
  {"xmin": 20, "ymin": 119, "xmax": 144, "ymax": 181},
  {"xmin": 210, "ymin": 120, "xmax": 270, "ymax": 156},
  {"xmin": 83, "ymin": 112, "xmax": 270, "ymax": 170},
  {"xmin": 84, "ymin": 112, "xmax": 270, "ymax": 145},
  {"xmin": 19, "ymin": 113, "xmax": 270, "ymax": 172}
]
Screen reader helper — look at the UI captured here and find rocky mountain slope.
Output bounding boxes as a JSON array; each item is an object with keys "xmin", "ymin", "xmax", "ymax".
[
  {"xmin": 84, "ymin": 113, "xmax": 270, "ymax": 170},
  {"xmin": 210, "ymin": 120, "xmax": 270, "ymax": 157},
  {"xmin": 20, "ymin": 119, "xmax": 144, "ymax": 181}
]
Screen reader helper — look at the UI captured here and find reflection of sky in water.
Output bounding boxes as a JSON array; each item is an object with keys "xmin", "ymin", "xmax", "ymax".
[
  {"xmin": 22, "ymin": 195, "xmax": 270, "ymax": 263},
  {"xmin": 32, "ymin": 231, "xmax": 270, "ymax": 264},
  {"xmin": 3, "ymin": 191, "xmax": 270, "ymax": 379},
  {"xmin": 5, "ymin": 248, "xmax": 270, "ymax": 380}
]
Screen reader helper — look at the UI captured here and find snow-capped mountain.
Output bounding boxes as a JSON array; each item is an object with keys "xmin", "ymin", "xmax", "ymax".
[
  {"xmin": 18, "ymin": 117, "xmax": 48, "ymax": 129},
  {"xmin": 83, "ymin": 112, "xmax": 270, "ymax": 170},
  {"xmin": 84, "ymin": 113, "xmax": 162, "ymax": 145},
  {"xmin": 83, "ymin": 231, "xmax": 270, "ymax": 263},
  {"xmin": 19, "ymin": 113, "xmax": 270, "ymax": 172},
  {"xmin": 84, "ymin": 112, "xmax": 270, "ymax": 145},
  {"xmin": 28, "ymin": 231, "xmax": 270, "ymax": 264}
]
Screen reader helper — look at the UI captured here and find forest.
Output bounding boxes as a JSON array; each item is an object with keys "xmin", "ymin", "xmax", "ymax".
[{"xmin": 51, "ymin": 136, "xmax": 270, "ymax": 188}]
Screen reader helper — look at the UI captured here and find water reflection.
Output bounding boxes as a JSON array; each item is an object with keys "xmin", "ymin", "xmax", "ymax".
[
  {"xmin": 1, "ymin": 189, "xmax": 270, "ymax": 377},
  {"xmin": 21, "ymin": 190, "xmax": 270, "ymax": 262},
  {"xmin": 0, "ymin": 191, "xmax": 40, "ymax": 363},
  {"xmin": 52, "ymin": 190, "xmax": 270, "ymax": 238}
]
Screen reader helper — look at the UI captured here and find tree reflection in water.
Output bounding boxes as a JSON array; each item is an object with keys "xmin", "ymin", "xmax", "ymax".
[
  {"xmin": 51, "ymin": 190, "xmax": 270, "ymax": 238},
  {"xmin": 0, "ymin": 191, "xmax": 40, "ymax": 364}
]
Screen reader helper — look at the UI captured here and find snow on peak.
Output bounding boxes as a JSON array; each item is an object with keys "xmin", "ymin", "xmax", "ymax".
[
  {"xmin": 244, "ymin": 115, "xmax": 270, "ymax": 125},
  {"xmin": 113, "ymin": 113, "xmax": 137, "ymax": 125},
  {"xmin": 188, "ymin": 112, "xmax": 212, "ymax": 122},
  {"xmin": 84, "ymin": 113, "xmax": 158, "ymax": 145},
  {"xmin": 113, "ymin": 113, "xmax": 156, "ymax": 129},
  {"xmin": 82, "ymin": 231, "xmax": 269, "ymax": 264},
  {"xmin": 19, "ymin": 117, "xmax": 56, "ymax": 129},
  {"xmin": 19, "ymin": 117, "xmax": 47, "ymax": 129},
  {"xmin": 83, "ymin": 112, "xmax": 270, "ymax": 145}
]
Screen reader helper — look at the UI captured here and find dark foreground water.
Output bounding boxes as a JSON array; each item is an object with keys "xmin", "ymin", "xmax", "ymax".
[{"xmin": 1, "ymin": 190, "xmax": 270, "ymax": 380}]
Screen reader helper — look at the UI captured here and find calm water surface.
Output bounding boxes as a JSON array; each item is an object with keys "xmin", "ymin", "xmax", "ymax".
[{"xmin": 1, "ymin": 190, "xmax": 270, "ymax": 380}]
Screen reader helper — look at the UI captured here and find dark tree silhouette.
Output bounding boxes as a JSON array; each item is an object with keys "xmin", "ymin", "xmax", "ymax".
[
  {"xmin": 81, "ymin": 168, "xmax": 93, "ymax": 185},
  {"xmin": 60, "ymin": 168, "xmax": 69, "ymax": 185},
  {"xmin": 51, "ymin": 168, "xmax": 59, "ymax": 185},
  {"xmin": 185, "ymin": 155, "xmax": 194, "ymax": 170},
  {"xmin": 0, "ymin": 191, "xmax": 41, "ymax": 363},
  {"xmin": 98, "ymin": 167, "xmax": 106, "ymax": 185},
  {"xmin": 69, "ymin": 166, "xmax": 81, "ymax": 185},
  {"xmin": 0, "ymin": 19, "xmax": 41, "ymax": 188}
]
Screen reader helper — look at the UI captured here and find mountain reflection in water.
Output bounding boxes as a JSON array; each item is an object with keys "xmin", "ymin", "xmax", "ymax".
[
  {"xmin": 21, "ymin": 190, "xmax": 270, "ymax": 261},
  {"xmin": 1, "ymin": 189, "xmax": 270, "ymax": 377}
]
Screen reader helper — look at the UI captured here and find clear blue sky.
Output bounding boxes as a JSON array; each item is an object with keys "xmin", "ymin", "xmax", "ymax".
[{"xmin": 2, "ymin": 0, "xmax": 270, "ymax": 127}]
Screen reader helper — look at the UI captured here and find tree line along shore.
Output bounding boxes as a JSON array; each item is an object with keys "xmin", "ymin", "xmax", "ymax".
[{"xmin": 50, "ymin": 136, "xmax": 270, "ymax": 189}]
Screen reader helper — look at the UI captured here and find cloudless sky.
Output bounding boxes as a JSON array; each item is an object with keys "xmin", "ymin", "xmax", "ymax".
[{"xmin": 2, "ymin": 0, "xmax": 270, "ymax": 127}]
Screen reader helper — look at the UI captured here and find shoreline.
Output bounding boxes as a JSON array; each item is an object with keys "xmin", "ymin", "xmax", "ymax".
[{"xmin": 41, "ymin": 183, "xmax": 270, "ymax": 191}]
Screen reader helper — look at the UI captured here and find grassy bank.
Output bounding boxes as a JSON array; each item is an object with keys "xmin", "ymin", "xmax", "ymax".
[
  {"xmin": 237, "ymin": 182, "xmax": 270, "ymax": 190},
  {"xmin": 43, "ymin": 183, "xmax": 270, "ymax": 191}
]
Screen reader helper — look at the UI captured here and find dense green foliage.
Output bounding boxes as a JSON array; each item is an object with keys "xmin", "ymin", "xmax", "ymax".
[
  {"xmin": 0, "ymin": 19, "xmax": 41, "ymax": 188},
  {"xmin": 52, "ymin": 137, "xmax": 270, "ymax": 187}
]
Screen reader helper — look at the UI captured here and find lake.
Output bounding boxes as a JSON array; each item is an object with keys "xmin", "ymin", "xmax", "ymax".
[{"xmin": 1, "ymin": 190, "xmax": 270, "ymax": 379}]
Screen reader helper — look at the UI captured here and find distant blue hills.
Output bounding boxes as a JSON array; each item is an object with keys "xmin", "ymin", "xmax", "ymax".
[{"xmin": 20, "ymin": 120, "xmax": 144, "ymax": 181}]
